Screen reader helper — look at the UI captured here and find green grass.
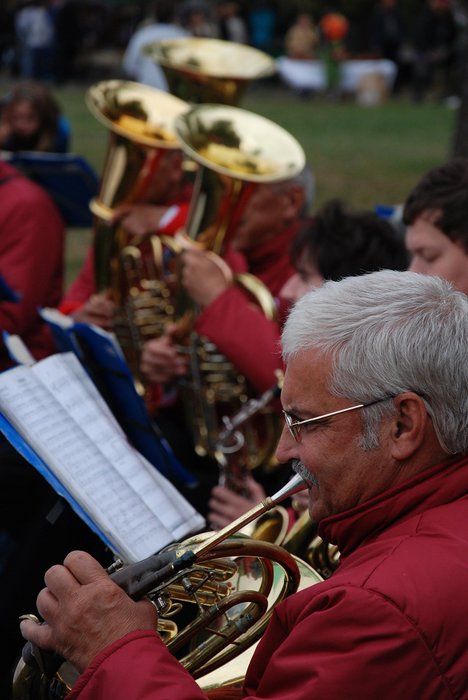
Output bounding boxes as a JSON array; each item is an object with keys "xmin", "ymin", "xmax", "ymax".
[
  {"xmin": 16, "ymin": 79, "xmax": 454, "ymax": 287},
  {"xmin": 242, "ymin": 87, "xmax": 455, "ymax": 209}
]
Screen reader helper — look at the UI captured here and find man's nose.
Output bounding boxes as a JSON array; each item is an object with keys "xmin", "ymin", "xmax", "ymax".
[{"xmin": 275, "ymin": 423, "xmax": 297, "ymax": 464}]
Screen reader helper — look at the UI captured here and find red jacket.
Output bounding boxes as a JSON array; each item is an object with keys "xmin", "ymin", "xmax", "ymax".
[
  {"xmin": 60, "ymin": 202, "xmax": 190, "ymax": 314},
  {"xmin": 69, "ymin": 454, "xmax": 468, "ymax": 699},
  {"xmin": 0, "ymin": 162, "xmax": 64, "ymax": 370},
  {"xmin": 195, "ymin": 222, "xmax": 299, "ymax": 394}
]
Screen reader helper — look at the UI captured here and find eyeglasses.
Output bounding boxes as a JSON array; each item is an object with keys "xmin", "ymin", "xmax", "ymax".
[{"xmin": 282, "ymin": 397, "xmax": 395, "ymax": 442}]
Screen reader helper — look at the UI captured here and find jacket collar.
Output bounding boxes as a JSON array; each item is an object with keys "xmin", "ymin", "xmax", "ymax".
[
  {"xmin": 246, "ymin": 221, "xmax": 299, "ymax": 274},
  {"xmin": 319, "ymin": 454, "xmax": 468, "ymax": 557},
  {"xmin": 245, "ymin": 221, "xmax": 300, "ymax": 296}
]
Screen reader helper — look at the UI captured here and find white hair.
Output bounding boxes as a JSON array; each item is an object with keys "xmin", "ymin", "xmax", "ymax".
[{"xmin": 282, "ymin": 270, "xmax": 468, "ymax": 455}]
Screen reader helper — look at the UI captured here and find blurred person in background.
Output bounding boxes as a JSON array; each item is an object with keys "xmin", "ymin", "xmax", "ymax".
[
  {"xmin": 216, "ymin": 1, "xmax": 248, "ymax": 44},
  {"xmin": 370, "ymin": 0, "xmax": 409, "ymax": 94},
  {"xmin": 284, "ymin": 12, "xmax": 319, "ymax": 60},
  {"xmin": 121, "ymin": 0, "xmax": 189, "ymax": 92},
  {"xmin": 179, "ymin": 0, "xmax": 219, "ymax": 38},
  {"xmin": 14, "ymin": 0, "xmax": 56, "ymax": 81},
  {"xmin": 411, "ymin": 0, "xmax": 458, "ymax": 102},
  {"xmin": 0, "ymin": 80, "xmax": 70, "ymax": 153}
]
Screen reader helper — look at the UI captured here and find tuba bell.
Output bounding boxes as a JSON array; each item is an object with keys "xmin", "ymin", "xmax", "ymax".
[
  {"xmin": 85, "ymin": 79, "xmax": 190, "ymax": 395},
  {"xmin": 143, "ymin": 37, "xmax": 276, "ymax": 105},
  {"xmin": 12, "ymin": 475, "xmax": 323, "ymax": 699}
]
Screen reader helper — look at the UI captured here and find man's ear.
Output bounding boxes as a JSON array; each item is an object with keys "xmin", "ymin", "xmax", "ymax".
[
  {"xmin": 389, "ymin": 392, "xmax": 430, "ymax": 460},
  {"xmin": 283, "ymin": 184, "xmax": 306, "ymax": 221}
]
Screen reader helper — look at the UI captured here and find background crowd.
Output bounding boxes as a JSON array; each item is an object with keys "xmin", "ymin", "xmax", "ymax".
[{"xmin": 0, "ymin": 0, "xmax": 463, "ymax": 103}]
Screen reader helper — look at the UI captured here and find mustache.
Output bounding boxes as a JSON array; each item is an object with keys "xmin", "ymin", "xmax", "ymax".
[{"xmin": 291, "ymin": 459, "xmax": 318, "ymax": 487}]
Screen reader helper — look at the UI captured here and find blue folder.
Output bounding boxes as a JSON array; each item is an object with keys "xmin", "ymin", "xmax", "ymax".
[
  {"xmin": 0, "ymin": 274, "xmax": 19, "ymax": 302},
  {"xmin": 2, "ymin": 151, "xmax": 99, "ymax": 227}
]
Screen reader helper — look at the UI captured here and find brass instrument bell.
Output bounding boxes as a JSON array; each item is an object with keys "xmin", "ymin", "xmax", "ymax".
[
  {"xmin": 85, "ymin": 79, "xmax": 189, "ymax": 291},
  {"xmin": 143, "ymin": 37, "xmax": 276, "ymax": 105},
  {"xmin": 174, "ymin": 102, "xmax": 306, "ymax": 253},
  {"xmin": 84, "ymin": 80, "xmax": 191, "ymax": 392}
]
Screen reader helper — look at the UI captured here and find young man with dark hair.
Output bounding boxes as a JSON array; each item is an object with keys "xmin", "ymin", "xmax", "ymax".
[{"xmin": 403, "ymin": 157, "xmax": 468, "ymax": 295}]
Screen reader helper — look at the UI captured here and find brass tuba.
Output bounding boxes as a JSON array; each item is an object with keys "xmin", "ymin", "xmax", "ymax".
[
  {"xmin": 12, "ymin": 475, "xmax": 323, "ymax": 699},
  {"xmin": 143, "ymin": 37, "xmax": 276, "ymax": 105},
  {"xmin": 85, "ymin": 79, "xmax": 190, "ymax": 395},
  {"xmin": 167, "ymin": 103, "xmax": 305, "ymax": 472}
]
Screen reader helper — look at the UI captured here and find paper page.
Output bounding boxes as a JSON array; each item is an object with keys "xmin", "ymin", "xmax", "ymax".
[
  {"xmin": 32, "ymin": 353, "xmax": 204, "ymax": 538},
  {"xmin": 39, "ymin": 307, "xmax": 75, "ymax": 329},
  {"xmin": 138, "ymin": 453, "xmax": 205, "ymax": 539},
  {"xmin": 2, "ymin": 333, "xmax": 36, "ymax": 366},
  {"xmin": 0, "ymin": 361, "xmax": 175, "ymax": 562}
]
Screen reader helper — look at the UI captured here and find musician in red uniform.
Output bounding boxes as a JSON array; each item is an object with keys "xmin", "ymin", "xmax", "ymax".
[
  {"xmin": 20, "ymin": 270, "xmax": 468, "ymax": 700},
  {"xmin": 140, "ymin": 168, "xmax": 313, "ymax": 394},
  {"xmin": 59, "ymin": 148, "xmax": 192, "ymax": 326},
  {"xmin": 0, "ymin": 158, "xmax": 108, "ymax": 697},
  {"xmin": 0, "ymin": 159, "xmax": 64, "ymax": 370}
]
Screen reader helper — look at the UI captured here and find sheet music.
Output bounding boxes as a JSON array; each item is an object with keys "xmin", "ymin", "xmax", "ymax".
[
  {"xmin": 33, "ymin": 353, "xmax": 203, "ymax": 540},
  {"xmin": 0, "ymin": 355, "xmax": 203, "ymax": 561},
  {"xmin": 40, "ymin": 309, "xmax": 199, "ymax": 488},
  {"xmin": 137, "ymin": 453, "xmax": 205, "ymax": 540}
]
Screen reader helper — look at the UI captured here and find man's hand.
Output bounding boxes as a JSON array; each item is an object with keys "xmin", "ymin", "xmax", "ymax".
[
  {"xmin": 181, "ymin": 248, "xmax": 232, "ymax": 308},
  {"xmin": 20, "ymin": 551, "xmax": 157, "ymax": 673},
  {"xmin": 72, "ymin": 293, "xmax": 115, "ymax": 331},
  {"xmin": 112, "ymin": 204, "xmax": 169, "ymax": 237},
  {"xmin": 140, "ymin": 324, "xmax": 188, "ymax": 384},
  {"xmin": 208, "ymin": 475, "xmax": 266, "ymax": 530}
]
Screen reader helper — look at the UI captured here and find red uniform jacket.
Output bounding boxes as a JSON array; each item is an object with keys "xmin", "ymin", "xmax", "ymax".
[
  {"xmin": 196, "ymin": 222, "xmax": 300, "ymax": 394},
  {"xmin": 68, "ymin": 454, "xmax": 468, "ymax": 699},
  {"xmin": 59, "ymin": 202, "xmax": 190, "ymax": 314},
  {"xmin": 0, "ymin": 162, "xmax": 64, "ymax": 370}
]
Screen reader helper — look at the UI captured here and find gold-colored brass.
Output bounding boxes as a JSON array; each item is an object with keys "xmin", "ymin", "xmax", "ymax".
[
  {"xmin": 282, "ymin": 510, "xmax": 341, "ymax": 580},
  {"xmin": 143, "ymin": 37, "xmax": 276, "ymax": 105},
  {"xmin": 84, "ymin": 80, "xmax": 190, "ymax": 394},
  {"xmin": 86, "ymin": 78, "xmax": 188, "ymax": 282},
  {"xmin": 175, "ymin": 103, "xmax": 306, "ymax": 246},
  {"xmin": 169, "ymin": 103, "xmax": 305, "ymax": 467},
  {"xmin": 215, "ymin": 376, "xmax": 285, "ymax": 536},
  {"xmin": 12, "ymin": 475, "xmax": 323, "ymax": 699}
]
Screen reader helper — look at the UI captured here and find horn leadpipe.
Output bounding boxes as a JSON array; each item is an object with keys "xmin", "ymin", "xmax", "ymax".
[
  {"xmin": 116, "ymin": 473, "xmax": 306, "ymax": 599},
  {"xmin": 191, "ymin": 472, "xmax": 306, "ymax": 559}
]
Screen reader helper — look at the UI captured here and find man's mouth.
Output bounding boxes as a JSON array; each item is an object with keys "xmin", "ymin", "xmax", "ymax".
[{"xmin": 291, "ymin": 460, "xmax": 318, "ymax": 488}]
